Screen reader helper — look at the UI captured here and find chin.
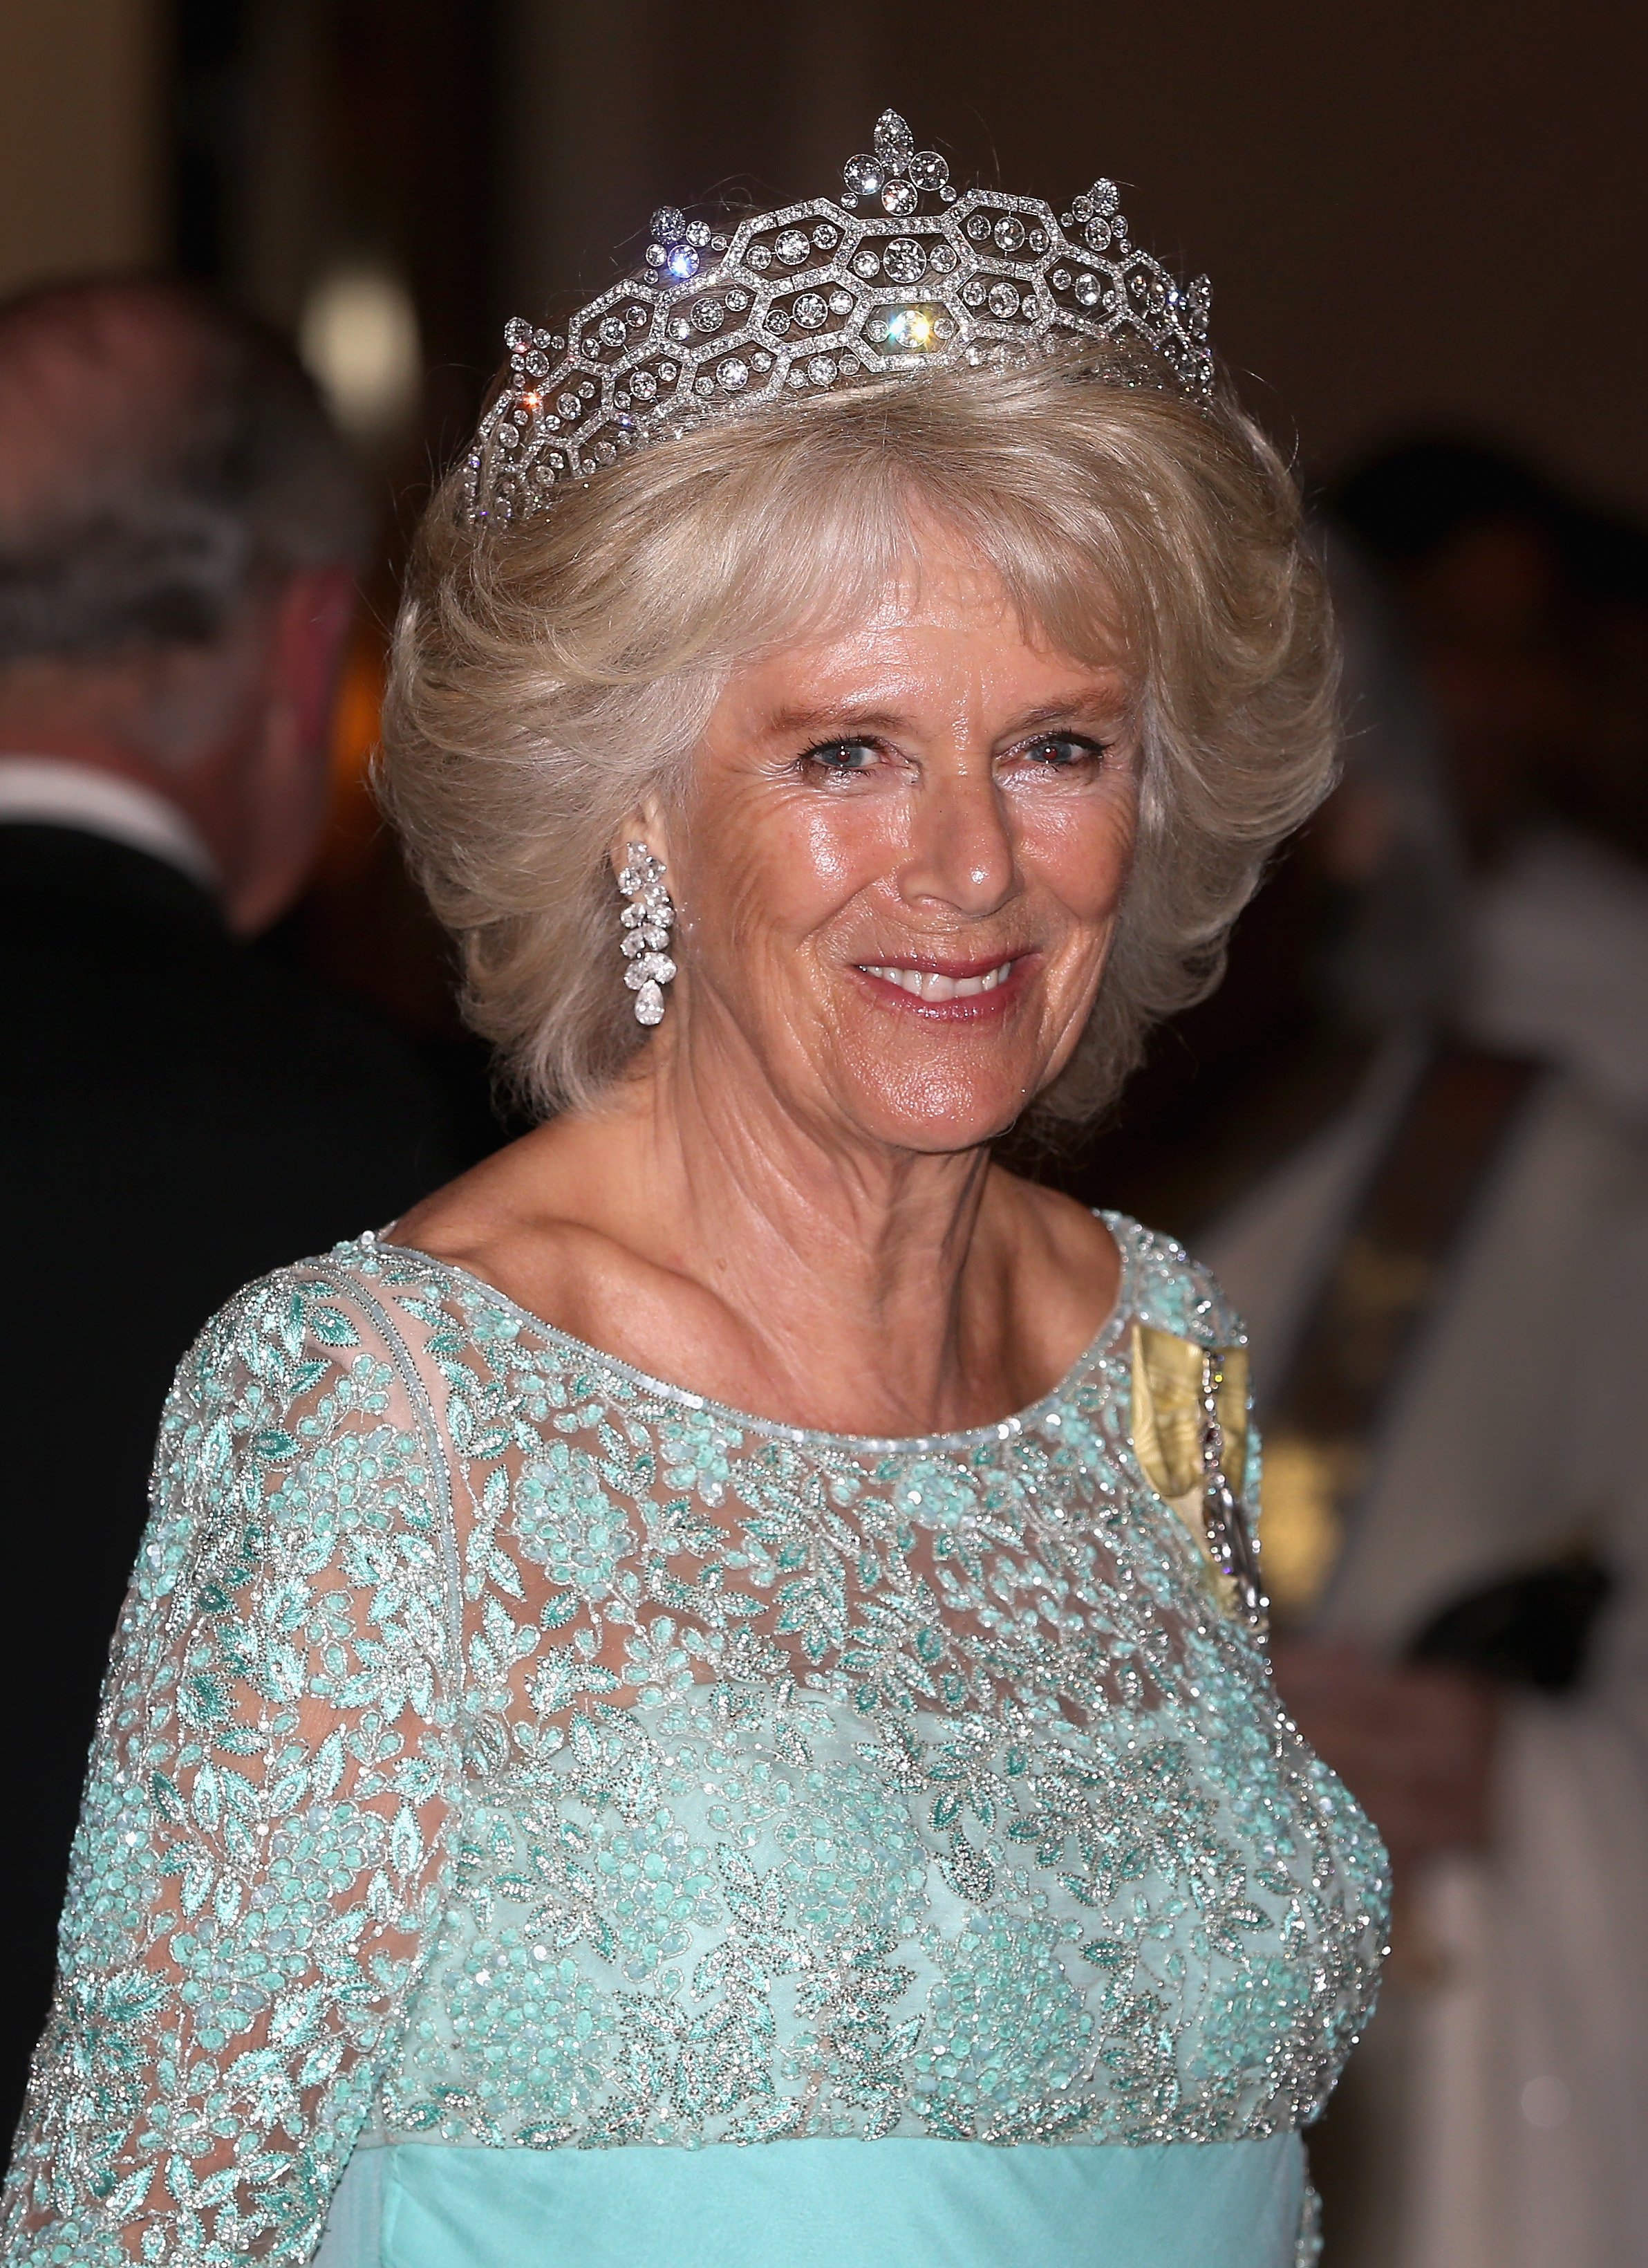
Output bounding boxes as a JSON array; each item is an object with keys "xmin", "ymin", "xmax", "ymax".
[{"xmin": 838, "ymin": 1058, "xmax": 1040, "ymax": 1153}]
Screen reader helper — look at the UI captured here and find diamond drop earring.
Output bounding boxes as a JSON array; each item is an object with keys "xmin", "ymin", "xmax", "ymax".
[{"xmin": 617, "ymin": 842, "xmax": 677, "ymax": 1026}]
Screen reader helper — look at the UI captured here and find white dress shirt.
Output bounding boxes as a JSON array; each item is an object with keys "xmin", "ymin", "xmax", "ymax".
[{"xmin": 0, "ymin": 754, "xmax": 219, "ymax": 893}]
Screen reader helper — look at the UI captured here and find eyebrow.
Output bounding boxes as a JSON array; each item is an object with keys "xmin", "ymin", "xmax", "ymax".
[{"xmin": 758, "ymin": 693, "xmax": 1126, "ymax": 742}]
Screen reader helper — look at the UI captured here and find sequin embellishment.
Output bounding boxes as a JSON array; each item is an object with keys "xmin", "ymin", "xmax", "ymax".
[{"xmin": 3, "ymin": 1218, "xmax": 1386, "ymax": 2265}]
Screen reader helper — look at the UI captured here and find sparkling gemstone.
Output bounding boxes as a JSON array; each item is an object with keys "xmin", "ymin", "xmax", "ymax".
[
  {"xmin": 966, "ymin": 214, "xmax": 990, "ymax": 241},
  {"xmin": 828, "ymin": 289, "xmax": 854, "ymax": 315},
  {"xmin": 874, "ymin": 110, "xmax": 914, "ymax": 167},
  {"xmin": 961, "ymin": 279, "xmax": 986, "ymax": 309},
  {"xmin": 988, "ymin": 282, "xmax": 1020, "ymax": 319},
  {"xmin": 812, "ymin": 223, "xmax": 839, "ymax": 250},
  {"xmin": 668, "ymin": 318, "xmax": 691, "ymax": 340},
  {"xmin": 1090, "ymin": 178, "xmax": 1121, "ymax": 216},
  {"xmin": 650, "ymin": 206, "xmax": 685, "ymax": 245},
  {"xmin": 993, "ymin": 216, "xmax": 1027, "ymax": 254},
  {"xmin": 595, "ymin": 440, "xmax": 616, "ymax": 463},
  {"xmin": 626, "ymin": 304, "xmax": 650, "ymax": 328},
  {"xmin": 881, "ymin": 308, "xmax": 936, "ymax": 353},
  {"xmin": 908, "ymin": 150, "xmax": 948, "ymax": 194},
  {"xmin": 691, "ymin": 299, "xmax": 725, "ymax": 333},
  {"xmin": 1029, "ymin": 230, "xmax": 1047, "ymax": 252},
  {"xmin": 718, "ymin": 357, "xmax": 751, "ymax": 391},
  {"xmin": 498, "ymin": 425, "xmax": 518, "ymax": 448},
  {"xmin": 793, "ymin": 292, "xmax": 828, "ymax": 329},
  {"xmin": 933, "ymin": 314, "xmax": 957, "ymax": 340},
  {"xmin": 882, "ymin": 238, "xmax": 927, "ymax": 285},
  {"xmin": 635, "ymin": 983, "xmax": 665, "ymax": 1025},
  {"xmin": 1085, "ymin": 219, "xmax": 1113, "ymax": 253},
  {"xmin": 1051, "ymin": 268, "xmax": 1071, "ymax": 290},
  {"xmin": 645, "ymin": 245, "xmax": 666, "ymax": 268},
  {"xmin": 881, "ymin": 180, "xmax": 917, "ymax": 215},
  {"xmin": 579, "ymin": 380, "xmax": 595, "ymax": 397},
  {"xmin": 786, "ymin": 368, "xmax": 807, "ymax": 389},
  {"xmin": 1074, "ymin": 271, "xmax": 1103, "ymax": 308},
  {"xmin": 629, "ymin": 370, "xmax": 658, "ymax": 401},
  {"xmin": 807, "ymin": 355, "xmax": 836, "ymax": 384},
  {"xmin": 599, "ymin": 317, "xmax": 626, "ymax": 346},
  {"xmin": 724, "ymin": 289, "xmax": 749, "ymax": 312},
  {"xmin": 852, "ymin": 250, "xmax": 880, "ymax": 279},
  {"xmin": 929, "ymin": 244, "xmax": 957, "ymax": 274},
  {"xmin": 666, "ymin": 244, "xmax": 700, "ymax": 280},
  {"xmin": 659, "ymin": 361, "xmax": 677, "ymax": 380},
  {"xmin": 776, "ymin": 229, "xmax": 810, "ymax": 266},
  {"xmin": 747, "ymin": 243, "xmax": 773, "ymax": 271},
  {"xmin": 505, "ymin": 317, "xmax": 532, "ymax": 350},
  {"xmin": 843, "ymin": 154, "xmax": 883, "ymax": 198},
  {"xmin": 525, "ymin": 350, "xmax": 547, "ymax": 375},
  {"xmin": 752, "ymin": 351, "xmax": 771, "ymax": 369},
  {"xmin": 685, "ymin": 220, "xmax": 712, "ymax": 248},
  {"xmin": 556, "ymin": 391, "xmax": 581, "ymax": 418}
]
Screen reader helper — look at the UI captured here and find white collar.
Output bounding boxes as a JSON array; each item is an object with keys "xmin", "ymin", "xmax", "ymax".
[{"xmin": 0, "ymin": 755, "xmax": 220, "ymax": 893}]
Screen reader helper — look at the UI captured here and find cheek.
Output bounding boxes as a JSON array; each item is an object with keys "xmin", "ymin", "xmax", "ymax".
[
  {"xmin": 1024, "ymin": 783, "xmax": 1139, "ymax": 934},
  {"xmin": 686, "ymin": 786, "xmax": 899, "ymax": 955}
]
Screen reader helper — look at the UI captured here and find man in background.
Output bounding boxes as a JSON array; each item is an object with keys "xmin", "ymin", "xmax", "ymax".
[{"xmin": 0, "ymin": 277, "xmax": 464, "ymax": 2145}]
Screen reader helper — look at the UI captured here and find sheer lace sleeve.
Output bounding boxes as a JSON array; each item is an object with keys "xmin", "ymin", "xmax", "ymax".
[{"xmin": 1, "ymin": 1261, "xmax": 462, "ymax": 2266}]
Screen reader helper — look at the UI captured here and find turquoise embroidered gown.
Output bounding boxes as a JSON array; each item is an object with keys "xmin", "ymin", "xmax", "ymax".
[{"xmin": 1, "ymin": 1218, "xmax": 1386, "ymax": 2267}]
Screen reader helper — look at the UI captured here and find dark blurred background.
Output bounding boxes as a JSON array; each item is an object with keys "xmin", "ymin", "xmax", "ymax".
[{"xmin": 3, "ymin": 0, "xmax": 1638, "ymax": 1124}]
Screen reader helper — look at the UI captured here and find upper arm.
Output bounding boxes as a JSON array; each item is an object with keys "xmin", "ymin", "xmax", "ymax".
[{"xmin": 1, "ymin": 1267, "xmax": 462, "ymax": 2266}]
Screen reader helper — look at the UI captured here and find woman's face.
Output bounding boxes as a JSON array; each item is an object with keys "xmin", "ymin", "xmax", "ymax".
[{"xmin": 645, "ymin": 521, "xmax": 1140, "ymax": 1155}]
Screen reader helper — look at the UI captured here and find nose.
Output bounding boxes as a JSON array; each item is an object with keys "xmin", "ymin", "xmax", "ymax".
[{"xmin": 897, "ymin": 759, "xmax": 1017, "ymax": 918}]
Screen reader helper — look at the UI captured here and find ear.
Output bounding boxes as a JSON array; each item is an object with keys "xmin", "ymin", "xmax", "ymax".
[
  {"xmin": 221, "ymin": 568, "xmax": 359, "ymax": 936},
  {"xmin": 609, "ymin": 794, "xmax": 673, "ymax": 883},
  {"xmin": 268, "ymin": 566, "xmax": 359, "ymax": 755}
]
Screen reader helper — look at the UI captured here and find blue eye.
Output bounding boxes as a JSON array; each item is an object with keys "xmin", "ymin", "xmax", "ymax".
[
  {"xmin": 800, "ymin": 738, "xmax": 879, "ymax": 774},
  {"xmin": 1023, "ymin": 733, "xmax": 1107, "ymax": 767}
]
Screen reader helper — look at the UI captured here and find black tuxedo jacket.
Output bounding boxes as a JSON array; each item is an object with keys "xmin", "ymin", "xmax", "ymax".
[{"xmin": 0, "ymin": 822, "xmax": 467, "ymax": 2146}]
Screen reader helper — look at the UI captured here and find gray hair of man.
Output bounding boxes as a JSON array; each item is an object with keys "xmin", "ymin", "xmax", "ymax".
[{"xmin": 0, "ymin": 275, "xmax": 368, "ymax": 671}]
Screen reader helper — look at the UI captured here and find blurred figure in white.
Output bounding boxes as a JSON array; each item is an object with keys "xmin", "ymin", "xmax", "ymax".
[{"xmin": 1204, "ymin": 496, "xmax": 1648, "ymax": 2268}]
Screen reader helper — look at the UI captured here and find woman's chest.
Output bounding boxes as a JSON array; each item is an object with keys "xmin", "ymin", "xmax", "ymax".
[{"xmin": 384, "ymin": 1664, "xmax": 1383, "ymax": 2152}]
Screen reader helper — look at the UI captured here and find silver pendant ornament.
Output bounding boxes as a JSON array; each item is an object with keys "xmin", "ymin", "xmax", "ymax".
[
  {"xmin": 618, "ymin": 842, "xmax": 677, "ymax": 1026},
  {"xmin": 1197, "ymin": 1350, "xmax": 1268, "ymax": 1633}
]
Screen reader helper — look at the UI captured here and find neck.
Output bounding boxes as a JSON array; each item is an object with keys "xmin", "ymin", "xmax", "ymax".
[{"xmin": 627, "ymin": 1023, "xmax": 1006, "ymax": 1432}]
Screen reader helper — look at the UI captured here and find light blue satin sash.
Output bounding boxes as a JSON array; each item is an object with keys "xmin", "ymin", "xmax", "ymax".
[{"xmin": 314, "ymin": 2133, "xmax": 1307, "ymax": 2268}]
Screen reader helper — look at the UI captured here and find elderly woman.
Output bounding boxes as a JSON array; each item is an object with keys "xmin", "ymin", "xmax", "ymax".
[{"xmin": 3, "ymin": 115, "xmax": 1383, "ymax": 2268}]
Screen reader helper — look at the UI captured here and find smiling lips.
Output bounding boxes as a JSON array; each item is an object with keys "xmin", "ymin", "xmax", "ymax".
[{"xmin": 854, "ymin": 954, "xmax": 1026, "ymax": 1014}]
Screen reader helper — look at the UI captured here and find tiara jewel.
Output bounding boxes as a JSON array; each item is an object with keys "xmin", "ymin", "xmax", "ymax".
[{"xmin": 465, "ymin": 109, "xmax": 1212, "ymax": 526}]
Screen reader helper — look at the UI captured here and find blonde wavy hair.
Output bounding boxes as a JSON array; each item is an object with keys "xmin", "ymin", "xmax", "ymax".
[{"xmin": 381, "ymin": 353, "xmax": 1338, "ymax": 1128}]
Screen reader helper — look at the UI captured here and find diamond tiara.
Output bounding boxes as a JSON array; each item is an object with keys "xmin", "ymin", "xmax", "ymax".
[{"xmin": 465, "ymin": 109, "xmax": 1212, "ymax": 526}]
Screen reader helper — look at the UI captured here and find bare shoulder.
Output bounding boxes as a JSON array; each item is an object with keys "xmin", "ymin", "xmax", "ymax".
[
  {"xmin": 386, "ymin": 1118, "xmax": 736, "ymax": 1366},
  {"xmin": 984, "ymin": 1168, "xmax": 1124, "ymax": 1346}
]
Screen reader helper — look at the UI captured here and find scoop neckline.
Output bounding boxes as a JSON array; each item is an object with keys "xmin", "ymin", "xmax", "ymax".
[{"xmin": 365, "ymin": 1211, "xmax": 1136, "ymax": 1455}]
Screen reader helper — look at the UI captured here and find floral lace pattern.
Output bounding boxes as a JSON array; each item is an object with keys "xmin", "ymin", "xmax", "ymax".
[{"xmin": 3, "ymin": 1218, "xmax": 1386, "ymax": 2264}]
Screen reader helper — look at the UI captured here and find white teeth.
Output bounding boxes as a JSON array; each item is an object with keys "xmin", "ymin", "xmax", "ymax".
[{"xmin": 861, "ymin": 960, "xmax": 1014, "ymax": 1000}]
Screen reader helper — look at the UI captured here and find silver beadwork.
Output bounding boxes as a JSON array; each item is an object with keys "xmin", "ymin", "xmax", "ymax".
[
  {"xmin": 1197, "ymin": 1350, "xmax": 1268, "ymax": 1632},
  {"xmin": 618, "ymin": 842, "xmax": 676, "ymax": 1026},
  {"xmin": 465, "ymin": 109, "xmax": 1213, "ymax": 526}
]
